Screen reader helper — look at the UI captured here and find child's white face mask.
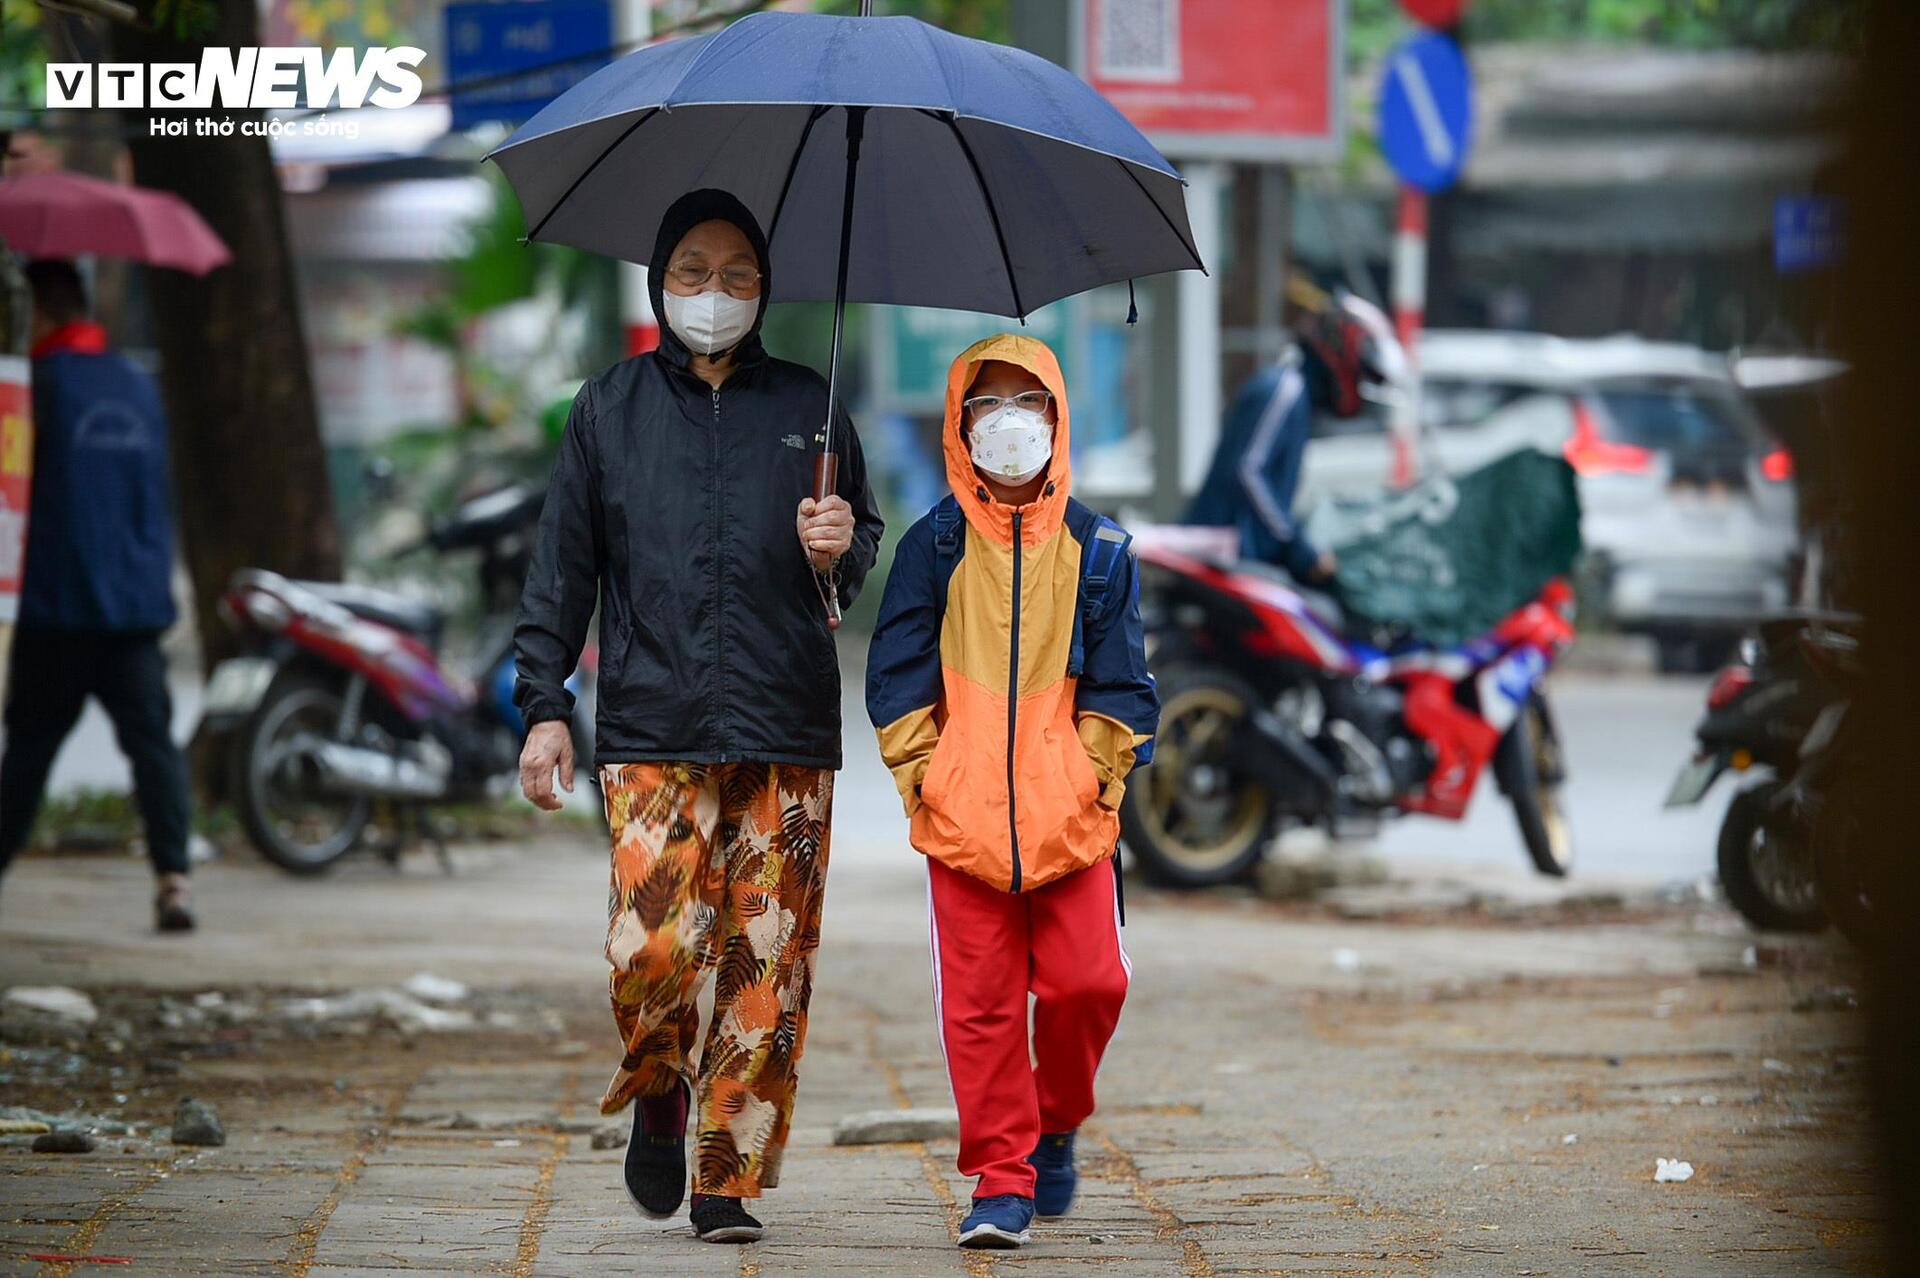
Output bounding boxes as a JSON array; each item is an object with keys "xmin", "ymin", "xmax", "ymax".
[{"xmin": 968, "ymin": 403, "xmax": 1053, "ymax": 486}]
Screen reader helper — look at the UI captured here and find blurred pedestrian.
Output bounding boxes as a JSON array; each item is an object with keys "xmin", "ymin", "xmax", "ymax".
[
  {"xmin": 1184, "ymin": 275, "xmax": 1363, "ymax": 585},
  {"xmin": 866, "ymin": 334, "xmax": 1159, "ymax": 1249},
  {"xmin": 513, "ymin": 189, "xmax": 883, "ymax": 1245},
  {"xmin": 0, "ymin": 258, "xmax": 194, "ymax": 932}
]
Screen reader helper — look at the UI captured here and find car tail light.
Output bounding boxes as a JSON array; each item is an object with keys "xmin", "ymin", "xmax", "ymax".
[
  {"xmin": 1761, "ymin": 448, "xmax": 1794, "ymax": 482},
  {"xmin": 1706, "ymin": 665, "xmax": 1755, "ymax": 709},
  {"xmin": 1563, "ymin": 400, "xmax": 1653, "ymax": 476}
]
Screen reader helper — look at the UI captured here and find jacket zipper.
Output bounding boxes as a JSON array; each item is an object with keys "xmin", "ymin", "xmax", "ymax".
[
  {"xmin": 711, "ymin": 385, "xmax": 730, "ymax": 764},
  {"xmin": 1006, "ymin": 509, "xmax": 1023, "ymax": 892}
]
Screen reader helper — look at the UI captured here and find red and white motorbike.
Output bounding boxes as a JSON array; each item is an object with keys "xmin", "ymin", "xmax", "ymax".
[{"xmin": 1120, "ymin": 528, "xmax": 1576, "ymax": 887}]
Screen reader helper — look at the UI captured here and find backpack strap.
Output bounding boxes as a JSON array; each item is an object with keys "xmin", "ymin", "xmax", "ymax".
[
  {"xmin": 1066, "ymin": 499, "xmax": 1133, "ymax": 678},
  {"xmin": 929, "ymin": 495, "xmax": 965, "ymax": 632}
]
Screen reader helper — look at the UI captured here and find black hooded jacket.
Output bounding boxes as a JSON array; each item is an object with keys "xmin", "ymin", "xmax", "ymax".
[{"xmin": 513, "ymin": 189, "xmax": 884, "ymax": 770}]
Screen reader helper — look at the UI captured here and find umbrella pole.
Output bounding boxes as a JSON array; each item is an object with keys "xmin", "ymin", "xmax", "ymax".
[{"xmin": 813, "ymin": 104, "xmax": 867, "ymax": 631}]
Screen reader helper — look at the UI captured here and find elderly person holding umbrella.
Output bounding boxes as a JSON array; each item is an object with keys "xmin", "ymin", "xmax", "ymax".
[
  {"xmin": 513, "ymin": 186, "xmax": 882, "ymax": 1244},
  {"xmin": 495, "ymin": 4, "xmax": 1199, "ymax": 1249}
]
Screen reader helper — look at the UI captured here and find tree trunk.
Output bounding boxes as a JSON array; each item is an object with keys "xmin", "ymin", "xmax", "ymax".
[
  {"xmin": 42, "ymin": 9, "xmax": 134, "ymax": 345},
  {"xmin": 111, "ymin": 0, "xmax": 341, "ymax": 672}
]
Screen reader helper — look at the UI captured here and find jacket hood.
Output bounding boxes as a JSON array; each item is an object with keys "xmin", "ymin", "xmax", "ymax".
[
  {"xmin": 648, "ymin": 188, "xmax": 770, "ymax": 368},
  {"xmin": 943, "ymin": 333, "xmax": 1072, "ymax": 547}
]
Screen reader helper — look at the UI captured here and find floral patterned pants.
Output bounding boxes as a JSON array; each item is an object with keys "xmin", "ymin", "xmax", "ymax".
[{"xmin": 597, "ymin": 761, "xmax": 833, "ymax": 1197}]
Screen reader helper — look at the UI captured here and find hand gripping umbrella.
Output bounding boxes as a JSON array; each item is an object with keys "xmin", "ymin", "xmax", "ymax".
[{"xmin": 488, "ymin": 5, "xmax": 1203, "ymax": 627}]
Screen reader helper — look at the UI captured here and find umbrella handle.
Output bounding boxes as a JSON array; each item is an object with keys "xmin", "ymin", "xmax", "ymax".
[{"xmin": 812, "ymin": 452, "xmax": 842, "ymax": 630}]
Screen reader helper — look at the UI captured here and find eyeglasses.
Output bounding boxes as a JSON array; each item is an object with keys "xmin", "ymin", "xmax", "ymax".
[
  {"xmin": 963, "ymin": 390, "xmax": 1052, "ymax": 422},
  {"xmin": 667, "ymin": 261, "xmax": 763, "ymax": 294}
]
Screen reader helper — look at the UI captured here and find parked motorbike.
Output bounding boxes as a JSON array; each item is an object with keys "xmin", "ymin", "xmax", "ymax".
[
  {"xmin": 195, "ymin": 484, "xmax": 596, "ymax": 874},
  {"xmin": 1119, "ymin": 539, "xmax": 1577, "ymax": 887},
  {"xmin": 1796, "ymin": 625, "xmax": 1875, "ymax": 951},
  {"xmin": 1663, "ymin": 618, "xmax": 1838, "ymax": 932}
]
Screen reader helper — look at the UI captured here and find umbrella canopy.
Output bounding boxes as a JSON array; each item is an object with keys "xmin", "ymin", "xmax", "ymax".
[
  {"xmin": 488, "ymin": 10, "xmax": 1201, "ymax": 319},
  {"xmin": 0, "ymin": 171, "xmax": 231, "ymax": 275}
]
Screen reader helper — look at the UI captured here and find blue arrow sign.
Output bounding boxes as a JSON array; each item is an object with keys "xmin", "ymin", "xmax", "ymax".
[{"xmin": 1379, "ymin": 32, "xmax": 1474, "ymax": 194}]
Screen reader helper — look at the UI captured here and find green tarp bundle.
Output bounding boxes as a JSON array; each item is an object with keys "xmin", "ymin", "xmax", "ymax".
[{"xmin": 1307, "ymin": 449, "xmax": 1583, "ymax": 647}]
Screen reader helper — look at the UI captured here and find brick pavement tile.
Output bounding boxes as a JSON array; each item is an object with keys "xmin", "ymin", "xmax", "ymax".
[
  {"xmin": 73, "ymin": 1168, "xmax": 339, "ymax": 1274},
  {"xmin": 306, "ymin": 1160, "xmax": 539, "ymax": 1273}
]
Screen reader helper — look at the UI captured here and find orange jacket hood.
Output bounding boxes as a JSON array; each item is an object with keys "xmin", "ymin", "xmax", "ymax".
[{"xmin": 943, "ymin": 333, "xmax": 1072, "ymax": 547}]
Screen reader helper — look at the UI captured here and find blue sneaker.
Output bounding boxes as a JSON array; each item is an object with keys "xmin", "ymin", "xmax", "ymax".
[
  {"xmin": 1028, "ymin": 1131, "xmax": 1078, "ymax": 1217},
  {"xmin": 958, "ymin": 1194, "xmax": 1034, "ymax": 1248}
]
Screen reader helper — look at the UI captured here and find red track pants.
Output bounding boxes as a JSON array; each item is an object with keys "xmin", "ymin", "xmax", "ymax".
[{"xmin": 927, "ymin": 855, "xmax": 1131, "ymax": 1198}]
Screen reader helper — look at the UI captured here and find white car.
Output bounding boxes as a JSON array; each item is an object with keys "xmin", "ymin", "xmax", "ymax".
[{"xmin": 1299, "ymin": 330, "xmax": 1799, "ymax": 672}]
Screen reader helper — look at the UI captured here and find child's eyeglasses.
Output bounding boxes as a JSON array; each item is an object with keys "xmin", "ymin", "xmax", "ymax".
[
  {"xmin": 667, "ymin": 262, "xmax": 763, "ymax": 294},
  {"xmin": 963, "ymin": 391, "xmax": 1052, "ymax": 422}
]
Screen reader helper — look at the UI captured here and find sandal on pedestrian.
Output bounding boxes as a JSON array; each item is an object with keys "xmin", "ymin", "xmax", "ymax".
[
  {"xmin": 624, "ymin": 1079, "xmax": 689, "ymax": 1218},
  {"xmin": 690, "ymin": 1193, "xmax": 763, "ymax": 1243},
  {"xmin": 155, "ymin": 877, "xmax": 196, "ymax": 933}
]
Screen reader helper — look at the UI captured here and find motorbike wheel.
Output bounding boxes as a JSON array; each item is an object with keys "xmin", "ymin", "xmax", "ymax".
[
  {"xmin": 1118, "ymin": 664, "xmax": 1272, "ymax": 888},
  {"xmin": 232, "ymin": 670, "xmax": 373, "ymax": 876},
  {"xmin": 1811, "ymin": 775, "xmax": 1880, "ymax": 953},
  {"xmin": 1495, "ymin": 693, "xmax": 1574, "ymax": 877},
  {"xmin": 1716, "ymin": 780, "xmax": 1824, "ymax": 933}
]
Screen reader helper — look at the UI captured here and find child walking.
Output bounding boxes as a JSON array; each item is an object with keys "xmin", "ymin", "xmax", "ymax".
[{"xmin": 867, "ymin": 334, "xmax": 1159, "ymax": 1249}]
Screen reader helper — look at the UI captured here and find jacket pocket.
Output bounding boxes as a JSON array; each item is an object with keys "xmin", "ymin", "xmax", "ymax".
[
  {"xmin": 1052, "ymin": 715, "xmax": 1101, "ymax": 811},
  {"xmin": 1065, "ymin": 731, "xmax": 1101, "ymax": 808},
  {"xmin": 919, "ymin": 727, "xmax": 961, "ymax": 810}
]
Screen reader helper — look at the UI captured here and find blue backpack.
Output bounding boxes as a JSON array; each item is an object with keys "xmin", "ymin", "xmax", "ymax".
[{"xmin": 927, "ymin": 494, "xmax": 1132, "ymax": 678}]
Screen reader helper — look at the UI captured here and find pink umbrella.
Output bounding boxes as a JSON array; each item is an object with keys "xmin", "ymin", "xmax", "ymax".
[{"xmin": 0, "ymin": 170, "xmax": 231, "ymax": 275}]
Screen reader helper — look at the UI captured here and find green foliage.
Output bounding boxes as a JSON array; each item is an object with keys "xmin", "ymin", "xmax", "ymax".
[
  {"xmin": 152, "ymin": 0, "xmax": 220, "ymax": 41},
  {"xmin": 29, "ymin": 788, "xmax": 234, "ymax": 850},
  {"xmin": 1350, "ymin": 0, "xmax": 1866, "ymax": 55},
  {"xmin": 396, "ymin": 167, "xmax": 613, "ymax": 430},
  {"xmin": 0, "ymin": 0, "xmax": 45, "ymax": 116}
]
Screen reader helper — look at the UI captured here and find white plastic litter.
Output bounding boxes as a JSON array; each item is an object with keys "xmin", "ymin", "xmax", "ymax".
[
  {"xmin": 1332, "ymin": 948, "xmax": 1362, "ymax": 973},
  {"xmin": 277, "ymin": 989, "xmax": 475, "ymax": 1032},
  {"xmin": 4, "ymin": 986, "xmax": 99, "ymax": 1025},
  {"xmin": 1654, "ymin": 1158, "xmax": 1694, "ymax": 1183},
  {"xmin": 402, "ymin": 974, "xmax": 471, "ymax": 1005},
  {"xmin": 1562, "ymin": 1133, "xmax": 1578, "ymax": 1145},
  {"xmin": 1762, "ymin": 1058, "xmax": 1792, "ymax": 1074}
]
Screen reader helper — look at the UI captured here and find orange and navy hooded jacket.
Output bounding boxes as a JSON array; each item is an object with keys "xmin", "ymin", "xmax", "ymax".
[{"xmin": 865, "ymin": 334, "xmax": 1158, "ymax": 892}]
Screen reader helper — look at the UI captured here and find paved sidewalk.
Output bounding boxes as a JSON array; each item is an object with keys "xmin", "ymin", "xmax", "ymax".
[{"xmin": 0, "ymin": 835, "xmax": 1882, "ymax": 1277}]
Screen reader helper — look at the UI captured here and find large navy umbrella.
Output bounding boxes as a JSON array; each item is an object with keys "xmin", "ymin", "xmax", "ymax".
[{"xmin": 488, "ymin": 6, "xmax": 1203, "ymax": 623}]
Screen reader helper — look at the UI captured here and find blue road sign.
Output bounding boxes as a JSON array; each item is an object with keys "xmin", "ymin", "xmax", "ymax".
[
  {"xmin": 1378, "ymin": 32, "xmax": 1474, "ymax": 193},
  {"xmin": 1774, "ymin": 195, "xmax": 1842, "ymax": 274},
  {"xmin": 446, "ymin": 0, "xmax": 612, "ymax": 131}
]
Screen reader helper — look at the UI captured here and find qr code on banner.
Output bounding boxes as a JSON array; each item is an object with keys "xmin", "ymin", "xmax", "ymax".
[{"xmin": 1095, "ymin": 0, "xmax": 1180, "ymax": 83}]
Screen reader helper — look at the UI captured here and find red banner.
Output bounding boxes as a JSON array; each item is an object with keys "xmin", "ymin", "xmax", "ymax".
[
  {"xmin": 1081, "ymin": 0, "xmax": 1342, "ymax": 162},
  {"xmin": 0, "ymin": 357, "xmax": 31, "ymax": 624}
]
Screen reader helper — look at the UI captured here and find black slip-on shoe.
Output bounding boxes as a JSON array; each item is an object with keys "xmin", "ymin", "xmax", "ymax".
[
  {"xmin": 690, "ymin": 1193, "xmax": 763, "ymax": 1243},
  {"xmin": 623, "ymin": 1081, "xmax": 689, "ymax": 1218}
]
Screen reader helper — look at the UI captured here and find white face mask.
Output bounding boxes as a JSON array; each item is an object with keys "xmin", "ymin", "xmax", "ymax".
[
  {"xmin": 968, "ymin": 403, "xmax": 1053, "ymax": 486},
  {"xmin": 663, "ymin": 288, "xmax": 757, "ymax": 356}
]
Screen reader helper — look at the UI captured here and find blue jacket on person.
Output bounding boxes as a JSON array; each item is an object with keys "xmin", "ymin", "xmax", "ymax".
[
  {"xmin": 20, "ymin": 322, "xmax": 178, "ymax": 632},
  {"xmin": 1182, "ymin": 353, "xmax": 1322, "ymax": 579}
]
